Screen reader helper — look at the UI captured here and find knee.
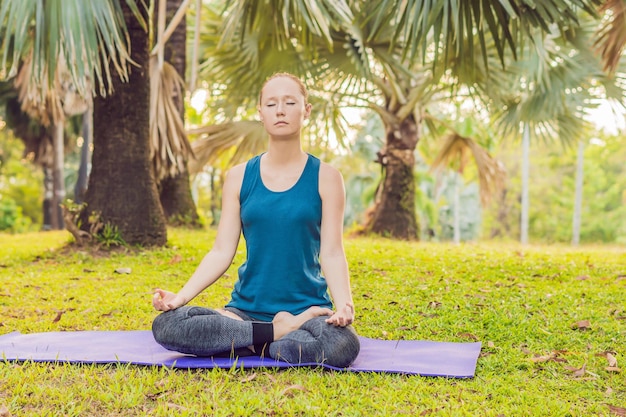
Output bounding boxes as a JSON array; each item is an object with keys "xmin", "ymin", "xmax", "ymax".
[
  {"xmin": 326, "ymin": 325, "xmax": 360, "ymax": 368},
  {"xmin": 151, "ymin": 311, "xmax": 170, "ymax": 344},
  {"xmin": 151, "ymin": 308, "xmax": 185, "ymax": 345},
  {"xmin": 300, "ymin": 319, "xmax": 361, "ymax": 368}
]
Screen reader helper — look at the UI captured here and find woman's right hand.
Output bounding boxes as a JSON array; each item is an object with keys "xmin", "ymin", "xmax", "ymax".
[{"xmin": 152, "ymin": 288, "xmax": 186, "ymax": 311}]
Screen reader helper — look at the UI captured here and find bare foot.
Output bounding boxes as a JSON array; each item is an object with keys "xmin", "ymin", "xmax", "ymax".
[{"xmin": 272, "ymin": 306, "xmax": 333, "ymax": 340}]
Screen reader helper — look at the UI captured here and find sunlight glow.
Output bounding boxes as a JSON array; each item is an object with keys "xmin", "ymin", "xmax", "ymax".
[
  {"xmin": 190, "ymin": 89, "xmax": 208, "ymax": 113},
  {"xmin": 586, "ymin": 100, "xmax": 626, "ymax": 134}
]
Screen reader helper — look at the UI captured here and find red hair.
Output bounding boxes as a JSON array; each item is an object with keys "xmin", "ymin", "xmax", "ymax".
[{"xmin": 259, "ymin": 72, "xmax": 309, "ymax": 104}]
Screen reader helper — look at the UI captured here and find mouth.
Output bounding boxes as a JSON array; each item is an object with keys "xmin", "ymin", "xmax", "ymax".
[{"xmin": 274, "ymin": 121, "xmax": 288, "ymax": 126}]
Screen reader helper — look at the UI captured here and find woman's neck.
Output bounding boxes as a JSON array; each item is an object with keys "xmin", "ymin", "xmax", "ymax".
[{"xmin": 265, "ymin": 138, "xmax": 306, "ymax": 165}]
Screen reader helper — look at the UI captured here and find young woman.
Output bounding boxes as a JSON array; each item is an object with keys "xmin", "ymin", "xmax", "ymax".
[{"xmin": 151, "ymin": 73, "xmax": 360, "ymax": 367}]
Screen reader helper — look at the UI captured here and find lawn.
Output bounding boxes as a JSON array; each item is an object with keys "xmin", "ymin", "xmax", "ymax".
[{"xmin": 0, "ymin": 228, "xmax": 624, "ymax": 416}]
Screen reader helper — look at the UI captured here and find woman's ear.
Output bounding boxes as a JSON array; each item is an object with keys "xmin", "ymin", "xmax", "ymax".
[{"xmin": 304, "ymin": 102, "xmax": 312, "ymax": 119}]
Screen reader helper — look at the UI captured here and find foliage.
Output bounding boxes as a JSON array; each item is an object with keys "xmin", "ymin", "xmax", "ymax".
[
  {"xmin": 94, "ymin": 223, "xmax": 126, "ymax": 248},
  {"xmin": 0, "ymin": 0, "xmax": 144, "ymax": 103},
  {"xmin": 483, "ymin": 131, "xmax": 626, "ymax": 244},
  {"xmin": 0, "ymin": 130, "xmax": 42, "ymax": 228},
  {"xmin": 0, "ymin": 196, "xmax": 31, "ymax": 233},
  {"xmin": 0, "ymin": 228, "xmax": 624, "ymax": 416}
]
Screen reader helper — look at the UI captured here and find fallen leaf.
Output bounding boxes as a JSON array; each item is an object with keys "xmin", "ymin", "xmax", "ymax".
[
  {"xmin": 575, "ymin": 275, "xmax": 590, "ymax": 280},
  {"xmin": 564, "ymin": 363, "xmax": 587, "ymax": 377},
  {"xmin": 572, "ymin": 320, "xmax": 591, "ymax": 330},
  {"xmin": 428, "ymin": 301, "xmax": 442, "ymax": 309},
  {"xmin": 608, "ymin": 404, "xmax": 626, "ymax": 416},
  {"xmin": 458, "ymin": 333, "xmax": 479, "ymax": 341},
  {"xmin": 487, "ymin": 341, "xmax": 496, "ymax": 348},
  {"xmin": 240, "ymin": 372, "xmax": 257, "ymax": 383},
  {"xmin": 530, "ymin": 353, "xmax": 559, "ymax": 363},
  {"xmin": 605, "ymin": 387, "xmax": 614, "ymax": 396},
  {"xmin": 0, "ymin": 405, "xmax": 10, "ymax": 417},
  {"xmin": 606, "ymin": 352, "xmax": 618, "ymax": 367},
  {"xmin": 166, "ymin": 402, "xmax": 187, "ymax": 411},
  {"xmin": 281, "ymin": 384, "xmax": 307, "ymax": 397},
  {"xmin": 262, "ymin": 372, "xmax": 277, "ymax": 383},
  {"xmin": 52, "ymin": 310, "xmax": 65, "ymax": 323},
  {"xmin": 169, "ymin": 254, "xmax": 183, "ymax": 264},
  {"xmin": 605, "ymin": 367, "xmax": 621, "ymax": 373},
  {"xmin": 529, "ymin": 350, "xmax": 568, "ymax": 363},
  {"xmin": 114, "ymin": 267, "xmax": 132, "ymax": 274}
]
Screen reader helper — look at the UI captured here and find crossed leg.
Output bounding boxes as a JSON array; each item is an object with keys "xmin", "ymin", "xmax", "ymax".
[{"xmin": 152, "ymin": 305, "xmax": 356, "ymax": 363}]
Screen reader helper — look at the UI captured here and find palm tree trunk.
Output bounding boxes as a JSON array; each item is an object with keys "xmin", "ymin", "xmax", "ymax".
[
  {"xmin": 366, "ymin": 114, "xmax": 419, "ymax": 239},
  {"xmin": 158, "ymin": 0, "xmax": 200, "ymax": 226},
  {"xmin": 520, "ymin": 123, "xmax": 530, "ymax": 245},
  {"xmin": 74, "ymin": 109, "xmax": 92, "ymax": 204},
  {"xmin": 81, "ymin": 1, "xmax": 167, "ymax": 246},
  {"xmin": 42, "ymin": 165, "xmax": 53, "ymax": 230},
  {"xmin": 572, "ymin": 140, "xmax": 584, "ymax": 245},
  {"xmin": 51, "ymin": 121, "xmax": 65, "ymax": 230},
  {"xmin": 453, "ymin": 172, "xmax": 461, "ymax": 244}
]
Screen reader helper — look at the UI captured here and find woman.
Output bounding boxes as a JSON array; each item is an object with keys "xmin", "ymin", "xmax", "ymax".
[{"xmin": 151, "ymin": 73, "xmax": 360, "ymax": 368}]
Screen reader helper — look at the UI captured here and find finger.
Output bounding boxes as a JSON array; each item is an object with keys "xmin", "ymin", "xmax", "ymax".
[{"xmin": 152, "ymin": 293, "xmax": 162, "ymax": 309}]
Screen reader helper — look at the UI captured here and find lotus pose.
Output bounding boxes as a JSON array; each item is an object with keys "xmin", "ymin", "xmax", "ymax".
[{"xmin": 151, "ymin": 73, "xmax": 360, "ymax": 367}]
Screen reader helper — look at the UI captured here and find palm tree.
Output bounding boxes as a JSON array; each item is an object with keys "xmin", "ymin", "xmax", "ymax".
[
  {"xmin": 80, "ymin": 1, "xmax": 167, "ymax": 246},
  {"xmin": 488, "ymin": 14, "xmax": 626, "ymax": 244},
  {"xmin": 190, "ymin": 0, "xmax": 622, "ymax": 239},
  {"xmin": 154, "ymin": 0, "xmax": 200, "ymax": 226},
  {"xmin": 0, "ymin": 1, "xmax": 168, "ymax": 245}
]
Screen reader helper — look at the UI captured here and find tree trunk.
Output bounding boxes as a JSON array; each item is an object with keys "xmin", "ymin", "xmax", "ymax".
[
  {"xmin": 74, "ymin": 109, "xmax": 92, "ymax": 204},
  {"xmin": 572, "ymin": 140, "xmax": 584, "ymax": 245},
  {"xmin": 50, "ymin": 121, "xmax": 65, "ymax": 230},
  {"xmin": 366, "ymin": 114, "xmax": 419, "ymax": 239},
  {"xmin": 81, "ymin": 1, "xmax": 167, "ymax": 246},
  {"xmin": 42, "ymin": 165, "xmax": 53, "ymax": 230},
  {"xmin": 520, "ymin": 123, "xmax": 530, "ymax": 245},
  {"xmin": 158, "ymin": 0, "xmax": 200, "ymax": 226}
]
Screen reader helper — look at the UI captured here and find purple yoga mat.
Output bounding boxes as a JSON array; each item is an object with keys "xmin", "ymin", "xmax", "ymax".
[{"xmin": 0, "ymin": 331, "xmax": 481, "ymax": 378}]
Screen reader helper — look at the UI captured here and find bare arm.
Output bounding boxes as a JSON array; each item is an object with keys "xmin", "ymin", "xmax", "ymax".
[
  {"xmin": 153, "ymin": 164, "xmax": 245, "ymax": 311},
  {"xmin": 318, "ymin": 162, "xmax": 354, "ymax": 327}
]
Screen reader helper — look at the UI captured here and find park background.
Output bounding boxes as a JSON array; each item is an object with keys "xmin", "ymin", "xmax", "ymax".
[
  {"xmin": 0, "ymin": 1, "xmax": 625, "ymax": 415},
  {"xmin": 0, "ymin": 0, "xmax": 625, "ymax": 247}
]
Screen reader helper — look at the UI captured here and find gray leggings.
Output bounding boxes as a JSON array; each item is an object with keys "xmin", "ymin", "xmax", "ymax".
[{"xmin": 151, "ymin": 306, "xmax": 360, "ymax": 368}]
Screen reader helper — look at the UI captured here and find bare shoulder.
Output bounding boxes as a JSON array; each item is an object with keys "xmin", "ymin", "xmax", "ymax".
[
  {"xmin": 318, "ymin": 161, "xmax": 344, "ymax": 185},
  {"xmin": 223, "ymin": 162, "xmax": 247, "ymax": 195},
  {"xmin": 318, "ymin": 161, "xmax": 345, "ymax": 199}
]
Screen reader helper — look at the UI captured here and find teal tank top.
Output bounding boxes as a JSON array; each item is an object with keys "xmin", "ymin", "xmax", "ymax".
[{"xmin": 226, "ymin": 153, "xmax": 333, "ymax": 321}]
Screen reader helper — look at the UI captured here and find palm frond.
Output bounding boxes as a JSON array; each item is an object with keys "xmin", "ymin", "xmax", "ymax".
[
  {"xmin": 0, "ymin": 0, "xmax": 143, "ymax": 102},
  {"xmin": 187, "ymin": 121, "xmax": 267, "ymax": 174},
  {"xmin": 149, "ymin": 56, "xmax": 193, "ymax": 181},
  {"xmin": 14, "ymin": 51, "xmax": 91, "ymax": 127},
  {"xmin": 489, "ymin": 21, "xmax": 623, "ymax": 143},
  {"xmin": 430, "ymin": 132, "xmax": 506, "ymax": 206},
  {"xmin": 593, "ymin": 0, "xmax": 626, "ymax": 74},
  {"xmin": 367, "ymin": 0, "xmax": 602, "ymax": 67},
  {"xmin": 219, "ymin": 0, "xmax": 353, "ymax": 50}
]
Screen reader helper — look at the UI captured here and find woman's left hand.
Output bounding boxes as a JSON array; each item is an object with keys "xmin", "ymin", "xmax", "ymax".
[{"xmin": 325, "ymin": 302, "xmax": 354, "ymax": 327}]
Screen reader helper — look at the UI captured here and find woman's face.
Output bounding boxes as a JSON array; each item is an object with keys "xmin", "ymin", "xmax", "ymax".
[{"xmin": 258, "ymin": 76, "xmax": 311, "ymax": 139}]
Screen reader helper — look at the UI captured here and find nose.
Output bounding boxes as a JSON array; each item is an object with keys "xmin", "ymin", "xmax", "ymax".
[{"xmin": 276, "ymin": 103, "xmax": 285, "ymax": 116}]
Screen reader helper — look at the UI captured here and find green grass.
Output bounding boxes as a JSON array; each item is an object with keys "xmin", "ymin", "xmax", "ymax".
[{"xmin": 0, "ymin": 228, "xmax": 624, "ymax": 416}]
